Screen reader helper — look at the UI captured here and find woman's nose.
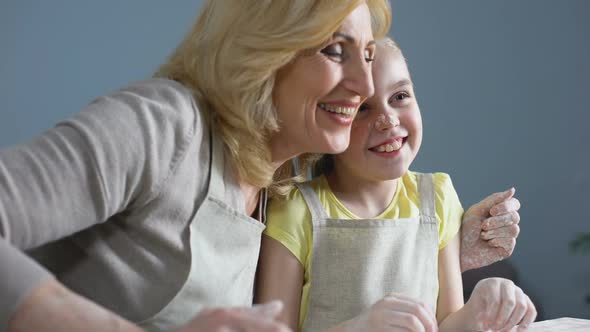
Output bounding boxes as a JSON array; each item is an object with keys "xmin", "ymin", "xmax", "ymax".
[
  {"xmin": 343, "ymin": 56, "xmax": 374, "ymax": 99},
  {"xmin": 374, "ymin": 113, "xmax": 399, "ymax": 131}
]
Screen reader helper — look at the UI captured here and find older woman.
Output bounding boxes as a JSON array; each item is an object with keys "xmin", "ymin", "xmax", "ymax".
[{"xmin": 0, "ymin": 1, "xmax": 519, "ymax": 332}]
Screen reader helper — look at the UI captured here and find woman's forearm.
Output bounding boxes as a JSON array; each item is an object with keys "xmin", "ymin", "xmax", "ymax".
[{"xmin": 8, "ymin": 278, "xmax": 143, "ymax": 332}]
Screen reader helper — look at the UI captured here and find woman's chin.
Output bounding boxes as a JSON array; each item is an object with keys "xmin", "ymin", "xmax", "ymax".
[{"xmin": 317, "ymin": 135, "xmax": 350, "ymax": 154}]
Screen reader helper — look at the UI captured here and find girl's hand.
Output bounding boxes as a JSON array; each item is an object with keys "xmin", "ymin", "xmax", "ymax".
[
  {"xmin": 465, "ymin": 278, "xmax": 536, "ymax": 332},
  {"xmin": 342, "ymin": 293, "xmax": 438, "ymax": 332},
  {"xmin": 461, "ymin": 188, "xmax": 521, "ymax": 272}
]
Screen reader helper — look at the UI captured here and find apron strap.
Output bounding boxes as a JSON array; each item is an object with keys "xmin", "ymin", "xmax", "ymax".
[
  {"xmin": 259, "ymin": 187, "xmax": 268, "ymax": 224},
  {"xmin": 417, "ymin": 173, "xmax": 437, "ymax": 223},
  {"xmin": 296, "ymin": 183, "xmax": 329, "ymax": 223},
  {"xmin": 207, "ymin": 122, "xmax": 226, "ymax": 199}
]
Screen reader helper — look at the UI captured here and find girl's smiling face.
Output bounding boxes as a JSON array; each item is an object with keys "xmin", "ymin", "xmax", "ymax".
[{"xmin": 333, "ymin": 43, "xmax": 423, "ymax": 183}]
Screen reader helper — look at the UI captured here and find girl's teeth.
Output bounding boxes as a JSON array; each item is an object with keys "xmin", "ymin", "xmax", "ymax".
[{"xmin": 375, "ymin": 140, "xmax": 402, "ymax": 152}]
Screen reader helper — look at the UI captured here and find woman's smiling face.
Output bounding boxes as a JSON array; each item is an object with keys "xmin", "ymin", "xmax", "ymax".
[{"xmin": 270, "ymin": 2, "xmax": 376, "ymax": 163}]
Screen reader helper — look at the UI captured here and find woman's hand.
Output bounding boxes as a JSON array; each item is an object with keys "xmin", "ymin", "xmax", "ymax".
[
  {"xmin": 460, "ymin": 188, "xmax": 521, "ymax": 272},
  {"xmin": 175, "ymin": 301, "xmax": 291, "ymax": 332},
  {"xmin": 8, "ymin": 279, "xmax": 289, "ymax": 332},
  {"xmin": 340, "ymin": 294, "xmax": 438, "ymax": 332},
  {"xmin": 464, "ymin": 278, "xmax": 536, "ymax": 332}
]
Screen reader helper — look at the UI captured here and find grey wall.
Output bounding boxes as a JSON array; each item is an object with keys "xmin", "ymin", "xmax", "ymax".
[
  {"xmin": 1, "ymin": 0, "xmax": 589, "ymax": 320},
  {"xmin": 0, "ymin": 1, "xmax": 203, "ymax": 146}
]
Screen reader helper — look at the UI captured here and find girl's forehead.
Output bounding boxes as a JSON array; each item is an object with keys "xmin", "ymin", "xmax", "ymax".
[
  {"xmin": 375, "ymin": 44, "xmax": 404, "ymax": 66},
  {"xmin": 373, "ymin": 50, "xmax": 410, "ymax": 85}
]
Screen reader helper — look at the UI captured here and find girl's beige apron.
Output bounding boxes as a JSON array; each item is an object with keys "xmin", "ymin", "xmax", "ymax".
[
  {"xmin": 299, "ymin": 173, "xmax": 439, "ymax": 332},
  {"xmin": 139, "ymin": 128, "xmax": 266, "ymax": 331}
]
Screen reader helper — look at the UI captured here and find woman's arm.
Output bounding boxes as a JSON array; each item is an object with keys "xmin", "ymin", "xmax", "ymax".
[
  {"xmin": 10, "ymin": 278, "xmax": 291, "ymax": 332},
  {"xmin": 8, "ymin": 278, "xmax": 143, "ymax": 332},
  {"xmin": 255, "ymin": 235, "xmax": 304, "ymax": 331},
  {"xmin": 0, "ymin": 79, "xmax": 200, "ymax": 329}
]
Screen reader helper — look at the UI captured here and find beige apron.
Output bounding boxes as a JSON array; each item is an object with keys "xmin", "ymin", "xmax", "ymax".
[
  {"xmin": 299, "ymin": 173, "xmax": 439, "ymax": 332},
  {"xmin": 138, "ymin": 127, "xmax": 266, "ymax": 331}
]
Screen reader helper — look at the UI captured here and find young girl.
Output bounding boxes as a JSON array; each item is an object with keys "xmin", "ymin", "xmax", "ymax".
[{"xmin": 255, "ymin": 38, "xmax": 536, "ymax": 332}]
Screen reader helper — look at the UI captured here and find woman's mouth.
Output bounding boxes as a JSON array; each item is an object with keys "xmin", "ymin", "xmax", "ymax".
[
  {"xmin": 317, "ymin": 103, "xmax": 357, "ymax": 126},
  {"xmin": 318, "ymin": 103, "xmax": 356, "ymax": 116}
]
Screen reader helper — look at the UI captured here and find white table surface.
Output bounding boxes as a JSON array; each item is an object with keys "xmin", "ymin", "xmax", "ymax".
[{"xmin": 518, "ymin": 317, "xmax": 590, "ymax": 331}]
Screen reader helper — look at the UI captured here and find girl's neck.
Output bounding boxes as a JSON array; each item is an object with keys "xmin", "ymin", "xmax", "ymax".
[{"xmin": 326, "ymin": 170, "xmax": 399, "ymax": 219}]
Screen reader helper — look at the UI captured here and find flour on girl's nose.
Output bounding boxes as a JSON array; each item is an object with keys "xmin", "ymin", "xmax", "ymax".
[{"xmin": 374, "ymin": 113, "xmax": 398, "ymax": 130}]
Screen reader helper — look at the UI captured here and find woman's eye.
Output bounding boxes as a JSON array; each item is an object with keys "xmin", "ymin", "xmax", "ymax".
[
  {"xmin": 321, "ymin": 43, "xmax": 343, "ymax": 58},
  {"xmin": 358, "ymin": 103, "xmax": 369, "ymax": 112}
]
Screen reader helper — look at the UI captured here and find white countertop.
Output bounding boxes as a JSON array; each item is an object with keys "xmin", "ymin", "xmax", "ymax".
[{"xmin": 516, "ymin": 317, "xmax": 590, "ymax": 331}]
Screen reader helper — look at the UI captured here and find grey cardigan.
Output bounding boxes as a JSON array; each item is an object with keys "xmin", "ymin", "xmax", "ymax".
[{"xmin": 0, "ymin": 78, "xmax": 246, "ymax": 327}]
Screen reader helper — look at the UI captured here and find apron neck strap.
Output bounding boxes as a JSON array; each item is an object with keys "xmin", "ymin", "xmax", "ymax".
[
  {"xmin": 296, "ymin": 183, "xmax": 329, "ymax": 222},
  {"xmin": 417, "ymin": 173, "xmax": 437, "ymax": 219},
  {"xmin": 207, "ymin": 122, "xmax": 226, "ymax": 199}
]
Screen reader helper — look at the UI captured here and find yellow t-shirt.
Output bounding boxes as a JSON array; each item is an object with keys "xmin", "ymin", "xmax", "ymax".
[{"xmin": 264, "ymin": 171, "xmax": 464, "ymax": 329}]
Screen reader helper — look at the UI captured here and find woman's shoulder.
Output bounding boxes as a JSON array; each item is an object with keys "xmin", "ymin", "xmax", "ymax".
[
  {"xmin": 124, "ymin": 78, "xmax": 193, "ymax": 101},
  {"xmin": 59, "ymin": 78, "xmax": 212, "ymax": 202},
  {"xmin": 112, "ymin": 78, "xmax": 204, "ymax": 128},
  {"xmin": 74, "ymin": 77, "xmax": 211, "ymax": 157}
]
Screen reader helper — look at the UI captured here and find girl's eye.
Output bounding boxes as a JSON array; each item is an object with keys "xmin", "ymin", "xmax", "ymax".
[
  {"xmin": 390, "ymin": 92, "xmax": 411, "ymax": 103},
  {"xmin": 321, "ymin": 43, "xmax": 343, "ymax": 58},
  {"xmin": 354, "ymin": 103, "xmax": 370, "ymax": 121},
  {"xmin": 358, "ymin": 103, "xmax": 369, "ymax": 113},
  {"xmin": 364, "ymin": 49, "xmax": 374, "ymax": 63}
]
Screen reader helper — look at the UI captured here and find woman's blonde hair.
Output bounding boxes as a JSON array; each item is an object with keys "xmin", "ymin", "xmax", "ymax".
[{"xmin": 156, "ymin": 0, "xmax": 391, "ymax": 196}]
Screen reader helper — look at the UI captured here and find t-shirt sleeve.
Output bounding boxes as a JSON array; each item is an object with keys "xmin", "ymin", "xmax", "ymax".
[
  {"xmin": 0, "ymin": 78, "xmax": 200, "ymax": 327},
  {"xmin": 264, "ymin": 188, "xmax": 312, "ymax": 266},
  {"xmin": 434, "ymin": 173, "xmax": 464, "ymax": 250}
]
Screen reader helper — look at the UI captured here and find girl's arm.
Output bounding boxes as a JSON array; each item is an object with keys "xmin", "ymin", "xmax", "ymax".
[
  {"xmin": 255, "ymin": 234, "xmax": 304, "ymax": 331},
  {"xmin": 435, "ymin": 231, "xmax": 471, "ymax": 332},
  {"xmin": 437, "ymin": 229, "xmax": 537, "ymax": 332}
]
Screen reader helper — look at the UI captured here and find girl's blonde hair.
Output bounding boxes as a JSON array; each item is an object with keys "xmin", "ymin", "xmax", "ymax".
[{"xmin": 156, "ymin": 0, "xmax": 391, "ymax": 196}]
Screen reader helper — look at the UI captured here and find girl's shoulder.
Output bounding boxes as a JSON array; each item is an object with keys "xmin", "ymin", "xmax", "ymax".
[{"xmin": 402, "ymin": 171, "xmax": 453, "ymax": 193}]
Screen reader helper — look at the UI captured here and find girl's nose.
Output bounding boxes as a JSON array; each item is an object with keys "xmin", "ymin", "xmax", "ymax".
[{"xmin": 374, "ymin": 113, "xmax": 399, "ymax": 131}]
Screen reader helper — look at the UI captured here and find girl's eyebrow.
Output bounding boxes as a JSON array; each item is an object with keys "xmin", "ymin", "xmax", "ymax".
[
  {"xmin": 388, "ymin": 78, "xmax": 414, "ymax": 89},
  {"xmin": 333, "ymin": 32, "xmax": 376, "ymax": 47}
]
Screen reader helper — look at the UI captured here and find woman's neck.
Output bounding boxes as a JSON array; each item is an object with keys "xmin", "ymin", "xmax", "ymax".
[
  {"xmin": 326, "ymin": 170, "xmax": 399, "ymax": 219},
  {"xmin": 239, "ymin": 180, "xmax": 261, "ymax": 217},
  {"xmin": 236, "ymin": 159, "xmax": 284, "ymax": 218}
]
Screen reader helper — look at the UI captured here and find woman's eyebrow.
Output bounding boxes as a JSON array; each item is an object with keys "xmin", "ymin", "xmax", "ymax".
[{"xmin": 333, "ymin": 32, "xmax": 376, "ymax": 47}]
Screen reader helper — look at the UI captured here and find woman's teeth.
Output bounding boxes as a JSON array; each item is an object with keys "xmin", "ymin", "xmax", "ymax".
[
  {"xmin": 318, "ymin": 103, "xmax": 355, "ymax": 116},
  {"xmin": 374, "ymin": 140, "xmax": 402, "ymax": 152}
]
